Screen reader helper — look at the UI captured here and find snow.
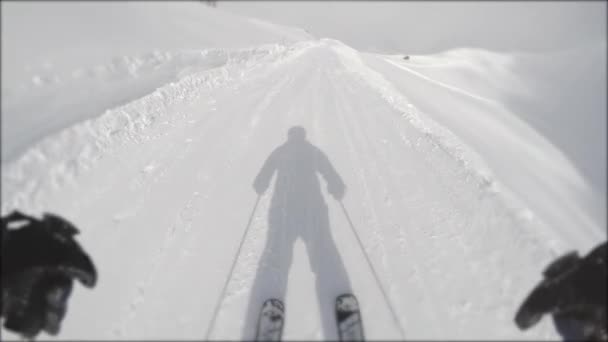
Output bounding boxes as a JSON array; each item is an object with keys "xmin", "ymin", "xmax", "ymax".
[
  {"xmin": 1, "ymin": 2, "xmax": 604, "ymax": 340},
  {"xmin": 1, "ymin": 1, "xmax": 312, "ymax": 162},
  {"xmin": 367, "ymin": 49, "xmax": 604, "ymax": 251}
]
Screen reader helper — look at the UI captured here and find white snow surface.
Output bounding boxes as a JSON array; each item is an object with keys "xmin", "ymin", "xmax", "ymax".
[{"xmin": 1, "ymin": 2, "xmax": 605, "ymax": 340}]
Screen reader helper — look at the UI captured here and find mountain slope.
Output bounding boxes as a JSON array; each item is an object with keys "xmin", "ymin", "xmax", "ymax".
[
  {"xmin": 1, "ymin": 4, "xmax": 603, "ymax": 341},
  {"xmin": 363, "ymin": 49, "xmax": 604, "ymax": 251},
  {"xmin": 2, "ymin": 39, "xmax": 581, "ymax": 340},
  {"xmin": 1, "ymin": 1, "xmax": 312, "ymax": 162}
]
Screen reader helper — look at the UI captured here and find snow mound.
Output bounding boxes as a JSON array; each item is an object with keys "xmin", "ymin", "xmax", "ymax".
[{"xmin": 1, "ymin": 42, "xmax": 315, "ymax": 214}]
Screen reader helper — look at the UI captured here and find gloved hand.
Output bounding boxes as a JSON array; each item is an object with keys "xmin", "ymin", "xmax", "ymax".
[
  {"xmin": 515, "ymin": 241, "xmax": 606, "ymax": 341},
  {"xmin": 253, "ymin": 178, "xmax": 269, "ymax": 195},
  {"xmin": 551, "ymin": 242, "xmax": 606, "ymax": 341},
  {"xmin": 1, "ymin": 211, "xmax": 97, "ymax": 339},
  {"xmin": 328, "ymin": 181, "xmax": 345, "ymax": 200}
]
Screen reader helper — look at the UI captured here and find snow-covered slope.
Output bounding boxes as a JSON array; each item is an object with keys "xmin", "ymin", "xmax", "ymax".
[
  {"xmin": 1, "ymin": 1, "xmax": 312, "ymax": 162},
  {"xmin": 1, "ymin": 3, "xmax": 604, "ymax": 341},
  {"xmin": 367, "ymin": 48, "xmax": 604, "ymax": 251}
]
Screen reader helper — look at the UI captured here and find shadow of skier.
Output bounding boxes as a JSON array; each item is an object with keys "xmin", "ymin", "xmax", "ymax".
[{"xmin": 242, "ymin": 126, "xmax": 352, "ymax": 340}]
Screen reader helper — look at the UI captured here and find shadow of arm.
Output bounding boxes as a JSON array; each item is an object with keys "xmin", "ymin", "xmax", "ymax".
[
  {"xmin": 316, "ymin": 149, "xmax": 345, "ymax": 200},
  {"xmin": 253, "ymin": 148, "xmax": 279, "ymax": 195}
]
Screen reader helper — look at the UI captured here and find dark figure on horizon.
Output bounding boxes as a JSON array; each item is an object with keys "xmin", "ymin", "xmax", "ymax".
[{"xmin": 243, "ymin": 126, "xmax": 350, "ymax": 339}]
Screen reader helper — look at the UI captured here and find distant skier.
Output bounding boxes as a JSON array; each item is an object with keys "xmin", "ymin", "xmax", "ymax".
[
  {"xmin": 1, "ymin": 210, "xmax": 97, "ymax": 339},
  {"xmin": 244, "ymin": 126, "xmax": 351, "ymax": 339},
  {"xmin": 515, "ymin": 240, "xmax": 606, "ymax": 341}
]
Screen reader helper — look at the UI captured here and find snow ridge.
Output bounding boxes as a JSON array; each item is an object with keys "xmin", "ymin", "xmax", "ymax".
[
  {"xmin": 322, "ymin": 38, "xmax": 566, "ymax": 254},
  {"xmin": 1, "ymin": 42, "xmax": 314, "ymax": 214},
  {"xmin": 328, "ymin": 43, "xmax": 521, "ymax": 203},
  {"xmin": 2, "ymin": 38, "xmax": 566, "ymax": 254},
  {"xmin": 327, "ymin": 40, "xmax": 495, "ymax": 186}
]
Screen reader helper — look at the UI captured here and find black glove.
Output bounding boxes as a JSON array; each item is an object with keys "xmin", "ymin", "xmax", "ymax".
[
  {"xmin": 1, "ymin": 211, "xmax": 97, "ymax": 339},
  {"xmin": 515, "ymin": 241, "xmax": 606, "ymax": 341},
  {"xmin": 551, "ymin": 242, "xmax": 607, "ymax": 341}
]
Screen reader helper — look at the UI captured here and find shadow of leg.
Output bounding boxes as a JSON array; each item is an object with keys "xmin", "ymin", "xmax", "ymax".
[
  {"xmin": 241, "ymin": 208, "xmax": 294, "ymax": 340},
  {"xmin": 306, "ymin": 203, "xmax": 352, "ymax": 340}
]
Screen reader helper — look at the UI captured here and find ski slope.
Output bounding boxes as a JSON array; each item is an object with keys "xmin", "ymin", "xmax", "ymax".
[{"xmin": 1, "ymin": 3, "xmax": 604, "ymax": 341}]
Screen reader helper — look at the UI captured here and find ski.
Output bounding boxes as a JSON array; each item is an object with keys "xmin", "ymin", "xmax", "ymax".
[
  {"xmin": 336, "ymin": 293, "xmax": 364, "ymax": 341},
  {"xmin": 255, "ymin": 298, "xmax": 284, "ymax": 341}
]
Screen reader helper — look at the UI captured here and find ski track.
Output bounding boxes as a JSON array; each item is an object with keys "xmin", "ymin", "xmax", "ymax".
[
  {"xmin": 329, "ymin": 66, "xmax": 408, "ymax": 339},
  {"xmin": 383, "ymin": 57, "xmax": 497, "ymax": 105},
  {"xmin": 114, "ymin": 62, "xmax": 298, "ymax": 339},
  {"xmin": 2, "ymin": 40, "xmax": 562, "ymax": 340}
]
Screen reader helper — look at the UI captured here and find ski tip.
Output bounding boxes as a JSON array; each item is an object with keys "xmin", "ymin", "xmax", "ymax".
[
  {"xmin": 263, "ymin": 298, "xmax": 284, "ymax": 311},
  {"xmin": 335, "ymin": 293, "xmax": 365, "ymax": 341},
  {"xmin": 337, "ymin": 293, "xmax": 357, "ymax": 300},
  {"xmin": 336, "ymin": 293, "xmax": 359, "ymax": 312}
]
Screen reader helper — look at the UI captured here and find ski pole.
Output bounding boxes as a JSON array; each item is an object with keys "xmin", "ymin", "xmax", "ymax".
[
  {"xmin": 204, "ymin": 194, "xmax": 261, "ymax": 339},
  {"xmin": 339, "ymin": 200, "xmax": 406, "ymax": 339}
]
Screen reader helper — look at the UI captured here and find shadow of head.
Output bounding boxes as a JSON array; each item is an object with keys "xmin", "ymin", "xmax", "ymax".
[{"xmin": 287, "ymin": 126, "xmax": 306, "ymax": 142}]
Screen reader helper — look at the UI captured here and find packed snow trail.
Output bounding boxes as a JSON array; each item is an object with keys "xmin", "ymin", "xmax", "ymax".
[{"xmin": 2, "ymin": 40, "xmax": 570, "ymax": 340}]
